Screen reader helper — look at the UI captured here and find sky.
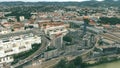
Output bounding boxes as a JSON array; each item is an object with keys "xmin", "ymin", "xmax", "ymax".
[{"xmin": 0, "ymin": 0, "xmax": 104, "ymax": 2}]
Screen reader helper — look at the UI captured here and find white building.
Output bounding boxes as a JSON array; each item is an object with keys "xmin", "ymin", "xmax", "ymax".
[
  {"xmin": 0, "ymin": 28, "xmax": 11, "ymax": 34},
  {"xmin": 19, "ymin": 16, "xmax": 25, "ymax": 21},
  {"xmin": 0, "ymin": 33, "xmax": 41, "ymax": 64},
  {"xmin": 0, "ymin": 56, "xmax": 13, "ymax": 64}
]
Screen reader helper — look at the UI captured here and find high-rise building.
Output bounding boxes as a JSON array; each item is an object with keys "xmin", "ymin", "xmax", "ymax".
[{"xmin": 42, "ymin": 21, "xmax": 69, "ymax": 49}]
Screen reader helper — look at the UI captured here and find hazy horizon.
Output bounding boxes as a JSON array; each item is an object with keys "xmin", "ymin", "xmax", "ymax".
[{"xmin": 0, "ymin": 0, "xmax": 103, "ymax": 2}]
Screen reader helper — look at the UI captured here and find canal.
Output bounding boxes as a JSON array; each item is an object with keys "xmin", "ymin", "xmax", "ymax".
[{"xmin": 88, "ymin": 60, "xmax": 120, "ymax": 68}]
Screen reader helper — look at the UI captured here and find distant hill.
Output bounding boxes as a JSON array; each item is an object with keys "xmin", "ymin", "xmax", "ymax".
[
  {"xmin": 1, "ymin": 1, "xmax": 120, "ymax": 21},
  {"xmin": 0, "ymin": 1, "xmax": 120, "ymax": 7}
]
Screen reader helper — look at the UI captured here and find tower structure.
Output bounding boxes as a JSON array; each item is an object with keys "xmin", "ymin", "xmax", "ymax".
[
  {"xmin": 83, "ymin": 10, "xmax": 89, "ymax": 36},
  {"xmin": 82, "ymin": 9, "xmax": 90, "ymax": 46}
]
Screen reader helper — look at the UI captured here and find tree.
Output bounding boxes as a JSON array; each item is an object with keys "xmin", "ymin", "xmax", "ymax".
[
  {"xmin": 66, "ymin": 62, "xmax": 76, "ymax": 68},
  {"xmin": 73, "ymin": 56, "xmax": 82, "ymax": 66},
  {"xmin": 54, "ymin": 57, "xmax": 86, "ymax": 68},
  {"xmin": 104, "ymin": 0, "xmax": 114, "ymax": 2},
  {"xmin": 55, "ymin": 59, "xmax": 67, "ymax": 68},
  {"xmin": 100, "ymin": 57, "xmax": 108, "ymax": 63},
  {"xmin": 99, "ymin": 17, "xmax": 120, "ymax": 25},
  {"xmin": 98, "ymin": 39, "xmax": 103, "ymax": 45},
  {"xmin": 63, "ymin": 36, "xmax": 72, "ymax": 42},
  {"xmin": 90, "ymin": 0, "xmax": 97, "ymax": 1}
]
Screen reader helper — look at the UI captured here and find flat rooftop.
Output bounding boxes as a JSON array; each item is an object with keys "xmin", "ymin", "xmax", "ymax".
[{"xmin": 0, "ymin": 29, "xmax": 42, "ymax": 39}]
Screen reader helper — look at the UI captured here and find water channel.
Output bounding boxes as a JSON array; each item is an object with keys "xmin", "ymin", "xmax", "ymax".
[{"xmin": 88, "ymin": 60, "xmax": 120, "ymax": 68}]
